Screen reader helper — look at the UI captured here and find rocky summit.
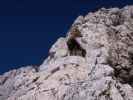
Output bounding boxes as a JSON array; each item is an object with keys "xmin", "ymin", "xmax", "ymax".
[{"xmin": 1, "ymin": 5, "xmax": 133, "ymax": 100}]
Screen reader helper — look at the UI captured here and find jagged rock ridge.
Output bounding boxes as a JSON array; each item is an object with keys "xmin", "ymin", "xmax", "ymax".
[{"xmin": 1, "ymin": 5, "xmax": 133, "ymax": 100}]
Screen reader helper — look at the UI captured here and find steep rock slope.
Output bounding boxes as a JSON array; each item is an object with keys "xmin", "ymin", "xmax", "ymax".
[{"xmin": 1, "ymin": 6, "xmax": 133, "ymax": 100}]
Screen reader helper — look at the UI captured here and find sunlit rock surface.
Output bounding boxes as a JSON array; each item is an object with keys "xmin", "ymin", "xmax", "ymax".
[{"xmin": 1, "ymin": 6, "xmax": 133, "ymax": 100}]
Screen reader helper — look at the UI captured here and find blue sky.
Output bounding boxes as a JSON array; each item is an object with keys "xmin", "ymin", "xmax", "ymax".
[{"xmin": 0, "ymin": 0, "xmax": 133, "ymax": 74}]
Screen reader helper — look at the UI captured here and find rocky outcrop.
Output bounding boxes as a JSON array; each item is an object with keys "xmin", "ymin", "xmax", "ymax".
[{"xmin": 1, "ymin": 5, "xmax": 133, "ymax": 100}]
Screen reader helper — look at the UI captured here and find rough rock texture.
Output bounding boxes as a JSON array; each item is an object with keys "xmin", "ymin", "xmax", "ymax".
[{"xmin": 1, "ymin": 6, "xmax": 133, "ymax": 100}]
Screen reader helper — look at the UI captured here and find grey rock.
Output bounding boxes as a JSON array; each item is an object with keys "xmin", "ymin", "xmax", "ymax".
[{"xmin": 1, "ymin": 6, "xmax": 133, "ymax": 100}]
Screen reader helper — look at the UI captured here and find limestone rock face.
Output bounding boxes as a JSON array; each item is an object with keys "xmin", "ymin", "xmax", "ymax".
[{"xmin": 1, "ymin": 6, "xmax": 133, "ymax": 100}]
